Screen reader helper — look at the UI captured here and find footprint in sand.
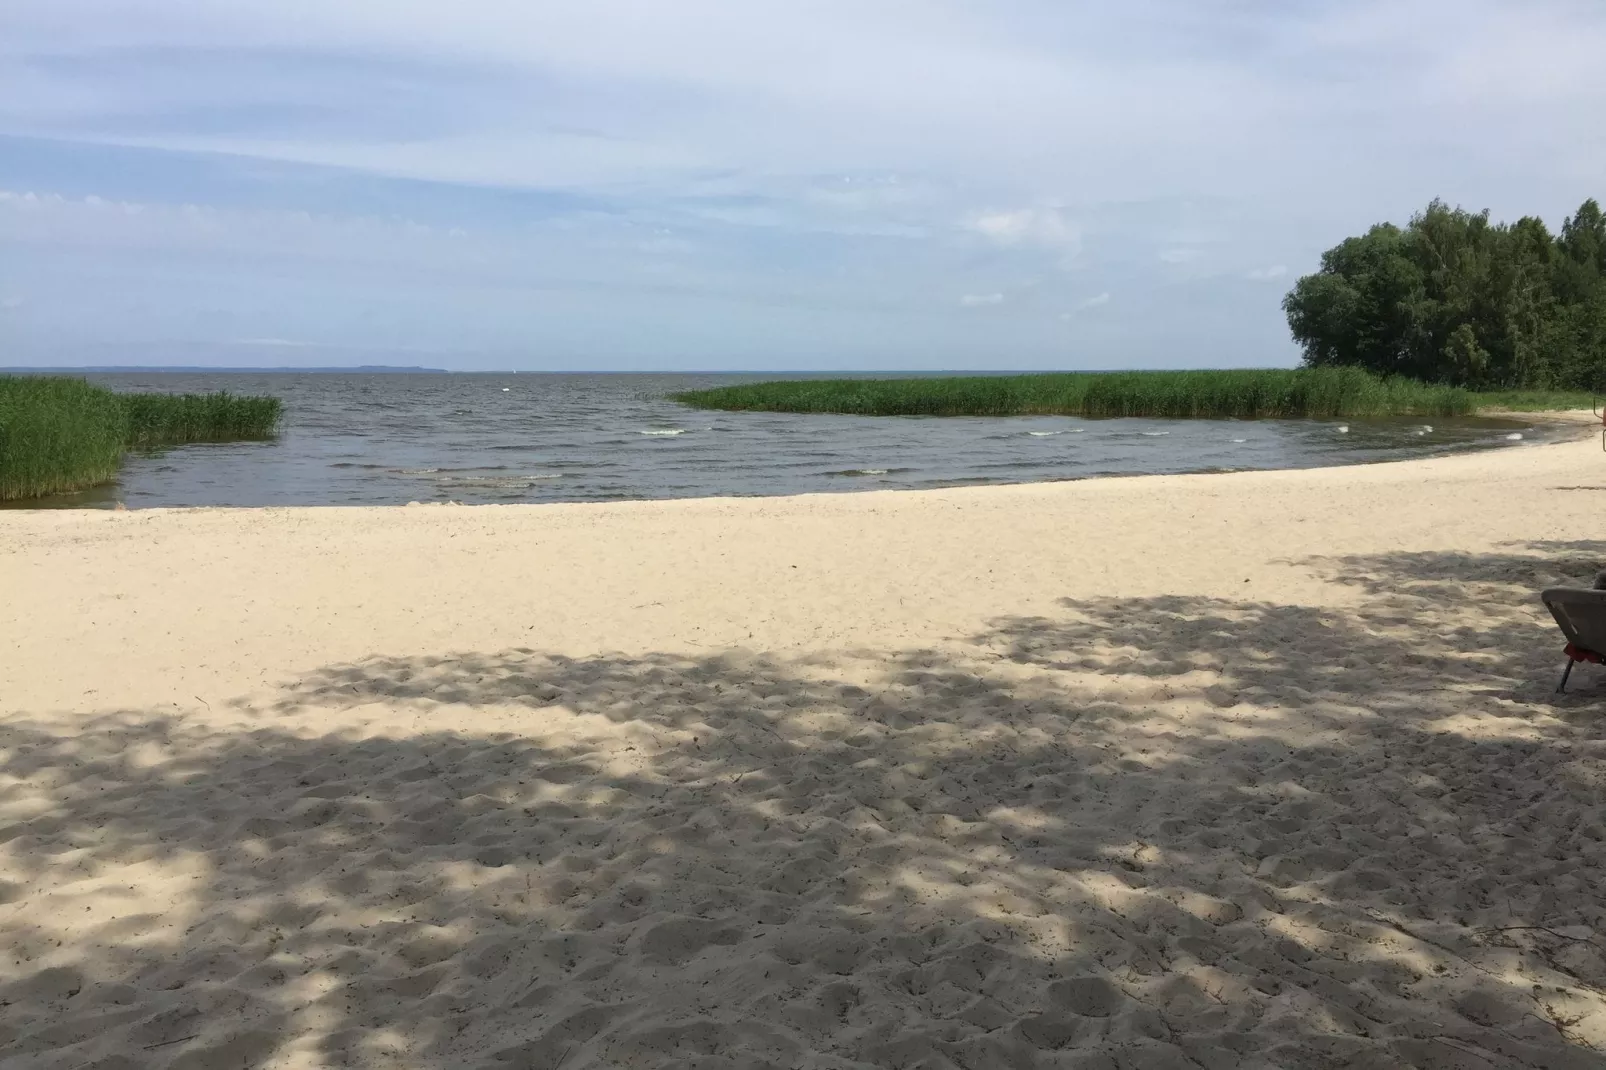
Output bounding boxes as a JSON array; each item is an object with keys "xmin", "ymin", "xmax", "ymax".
[{"xmin": 636, "ymin": 917, "xmax": 746, "ymax": 965}]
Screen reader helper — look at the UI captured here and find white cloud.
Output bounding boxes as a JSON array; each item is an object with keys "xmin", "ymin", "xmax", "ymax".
[
  {"xmin": 1060, "ymin": 291, "xmax": 1110, "ymax": 318},
  {"xmin": 2, "ymin": 1, "xmax": 1604, "ymax": 366},
  {"xmin": 1246, "ymin": 264, "xmax": 1288, "ymax": 281},
  {"xmin": 0, "ymin": 184, "xmax": 1059, "ymax": 361},
  {"xmin": 3, "ymin": 1, "xmax": 1603, "ymax": 213},
  {"xmin": 966, "ymin": 207, "xmax": 1080, "ymax": 250},
  {"xmin": 959, "ymin": 292, "xmax": 1004, "ymax": 307}
]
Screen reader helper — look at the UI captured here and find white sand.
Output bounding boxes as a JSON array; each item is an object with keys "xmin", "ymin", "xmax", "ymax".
[{"xmin": 3, "ymin": 417, "xmax": 1606, "ymax": 1069}]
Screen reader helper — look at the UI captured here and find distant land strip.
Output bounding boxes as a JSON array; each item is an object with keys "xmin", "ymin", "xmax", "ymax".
[{"xmin": 3, "ymin": 365, "xmax": 450, "ymax": 373}]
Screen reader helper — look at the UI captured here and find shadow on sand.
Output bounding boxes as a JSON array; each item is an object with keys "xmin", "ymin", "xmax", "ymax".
[{"xmin": 2, "ymin": 543, "xmax": 1604, "ymax": 1068}]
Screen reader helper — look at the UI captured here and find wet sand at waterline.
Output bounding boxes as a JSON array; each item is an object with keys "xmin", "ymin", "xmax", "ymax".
[{"xmin": 3, "ymin": 413, "xmax": 1605, "ymax": 1068}]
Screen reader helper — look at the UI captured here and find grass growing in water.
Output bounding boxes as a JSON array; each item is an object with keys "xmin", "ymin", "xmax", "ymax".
[
  {"xmin": 0, "ymin": 377, "xmax": 128, "ymax": 501},
  {"xmin": 0, "ymin": 376, "xmax": 282, "ymax": 501},
  {"xmin": 121, "ymin": 391, "xmax": 285, "ymax": 450},
  {"xmin": 675, "ymin": 368, "xmax": 1475, "ymax": 419}
]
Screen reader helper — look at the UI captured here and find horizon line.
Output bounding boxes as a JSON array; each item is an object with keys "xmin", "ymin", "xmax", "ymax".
[{"xmin": 3, "ymin": 364, "xmax": 1302, "ymax": 375}]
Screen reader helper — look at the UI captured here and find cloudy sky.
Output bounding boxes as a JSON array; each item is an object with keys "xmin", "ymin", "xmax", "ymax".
[{"xmin": 2, "ymin": 1, "xmax": 1602, "ymax": 370}]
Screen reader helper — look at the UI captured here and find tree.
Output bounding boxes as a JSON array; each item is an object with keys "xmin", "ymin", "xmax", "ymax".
[
  {"xmin": 1284, "ymin": 198, "xmax": 1606, "ymax": 390},
  {"xmin": 1282, "ymin": 224, "xmax": 1425, "ymax": 377}
]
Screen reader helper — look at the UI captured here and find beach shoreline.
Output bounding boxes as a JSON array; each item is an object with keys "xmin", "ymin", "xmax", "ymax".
[
  {"xmin": 0, "ymin": 407, "xmax": 1583, "ymax": 516},
  {"xmin": 4, "ymin": 414, "xmax": 1606, "ymax": 1067},
  {"xmin": 7, "ymin": 370, "xmax": 1572, "ymax": 510}
]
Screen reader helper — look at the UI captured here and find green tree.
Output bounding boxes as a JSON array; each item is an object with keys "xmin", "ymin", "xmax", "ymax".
[
  {"xmin": 1284, "ymin": 198, "xmax": 1606, "ymax": 390},
  {"xmin": 1282, "ymin": 224, "xmax": 1425, "ymax": 376}
]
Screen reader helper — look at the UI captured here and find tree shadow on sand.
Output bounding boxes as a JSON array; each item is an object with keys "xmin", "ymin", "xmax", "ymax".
[{"xmin": 3, "ymin": 543, "xmax": 1606, "ymax": 1068}]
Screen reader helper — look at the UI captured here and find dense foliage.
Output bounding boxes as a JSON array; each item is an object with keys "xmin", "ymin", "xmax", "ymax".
[
  {"xmin": 675, "ymin": 368, "xmax": 1474, "ymax": 419},
  {"xmin": 0, "ymin": 376, "xmax": 282, "ymax": 501},
  {"xmin": 1284, "ymin": 199, "xmax": 1606, "ymax": 390}
]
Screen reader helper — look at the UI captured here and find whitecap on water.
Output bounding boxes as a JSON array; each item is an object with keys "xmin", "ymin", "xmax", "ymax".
[
  {"xmin": 1335, "ymin": 425, "xmax": 1349, "ymax": 433},
  {"xmin": 829, "ymin": 468, "xmax": 890, "ymax": 476},
  {"xmin": 1139, "ymin": 431, "xmax": 1170, "ymax": 437},
  {"xmin": 502, "ymin": 387, "xmax": 511, "ymax": 392},
  {"xmin": 639, "ymin": 429, "xmax": 687, "ymax": 436},
  {"xmin": 1505, "ymin": 432, "xmax": 1524, "ymax": 441},
  {"xmin": 1026, "ymin": 430, "xmax": 1064, "ymax": 437},
  {"xmin": 432, "ymin": 474, "xmax": 563, "ymax": 489},
  {"xmin": 1230, "ymin": 438, "xmax": 1247, "ymax": 444}
]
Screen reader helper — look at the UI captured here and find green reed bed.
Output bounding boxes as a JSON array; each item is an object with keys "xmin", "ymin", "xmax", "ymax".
[
  {"xmin": 0, "ymin": 376, "xmax": 282, "ymax": 501},
  {"xmin": 120, "ymin": 391, "xmax": 284, "ymax": 450},
  {"xmin": 0, "ymin": 377, "xmax": 129, "ymax": 501},
  {"xmin": 675, "ymin": 367, "xmax": 1475, "ymax": 419}
]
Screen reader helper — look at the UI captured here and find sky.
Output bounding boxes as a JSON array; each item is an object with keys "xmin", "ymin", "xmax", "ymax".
[{"xmin": 1, "ymin": 2, "xmax": 1603, "ymax": 371}]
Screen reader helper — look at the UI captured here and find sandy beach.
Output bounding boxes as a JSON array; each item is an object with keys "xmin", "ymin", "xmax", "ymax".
[{"xmin": 3, "ymin": 418, "xmax": 1606, "ymax": 1069}]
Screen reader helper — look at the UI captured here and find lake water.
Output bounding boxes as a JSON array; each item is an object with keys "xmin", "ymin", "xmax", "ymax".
[{"xmin": 13, "ymin": 372, "xmax": 1545, "ymax": 508}]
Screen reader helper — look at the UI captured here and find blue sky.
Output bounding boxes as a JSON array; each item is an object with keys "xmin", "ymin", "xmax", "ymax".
[{"xmin": 2, "ymin": 2, "xmax": 1603, "ymax": 370}]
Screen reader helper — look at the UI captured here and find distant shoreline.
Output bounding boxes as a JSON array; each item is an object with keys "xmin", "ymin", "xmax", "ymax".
[{"xmin": 4, "ymin": 365, "xmax": 451, "ymax": 374}]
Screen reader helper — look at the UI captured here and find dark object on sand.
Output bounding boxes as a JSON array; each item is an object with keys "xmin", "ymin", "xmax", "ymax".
[{"xmin": 1541, "ymin": 587, "xmax": 1606, "ymax": 692}]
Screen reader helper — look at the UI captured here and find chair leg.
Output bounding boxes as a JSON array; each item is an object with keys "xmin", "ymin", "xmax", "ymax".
[{"xmin": 1558, "ymin": 659, "xmax": 1576, "ymax": 693}]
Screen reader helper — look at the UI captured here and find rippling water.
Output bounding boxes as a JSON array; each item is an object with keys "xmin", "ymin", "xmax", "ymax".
[{"xmin": 15, "ymin": 372, "xmax": 1545, "ymax": 508}]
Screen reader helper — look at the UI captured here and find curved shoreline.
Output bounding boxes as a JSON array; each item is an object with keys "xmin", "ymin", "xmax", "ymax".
[
  {"xmin": 1, "ymin": 409, "xmax": 1585, "ymax": 512},
  {"xmin": 5, "ymin": 414, "xmax": 1603, "ymax": 689}
]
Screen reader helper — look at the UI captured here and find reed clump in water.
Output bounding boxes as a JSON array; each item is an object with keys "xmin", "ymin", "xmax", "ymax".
[
  {"xmin": 120, "ymin": 391, "xmax": 285, "ymax": 450},
  {"xmin": 0, "ymin": 377, "xmax": 128, "ymax": 501},
  {"xmin": 0, "ymin": 376, "xmax": 282, "ymax": 501},
  {"xmin": 675, "ymin": 367, "xmax": 1476, "ymax": 419}
]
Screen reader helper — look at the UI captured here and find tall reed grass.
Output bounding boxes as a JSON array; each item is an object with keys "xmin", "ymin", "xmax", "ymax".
[
  {"xmin": 0, "ymin": 376, "xmax": 282, "ymax": 502},
  {"xmin": 0, "ymin": 377, "xmax": 128, "ymax": 501},
  {"xmin": 121, "ymin": 391, "xmax": 285, "ymax": 450},
  {"xmin": 674, "ymin": 368, "xmax": 1476, "ymax": 419}
]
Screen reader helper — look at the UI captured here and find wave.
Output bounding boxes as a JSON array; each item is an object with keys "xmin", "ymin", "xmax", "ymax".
[
  {"xmin": 1026, "ymin": 430, "xmax": 1064, "ymax": 437},
  {"xmin": 639, "ymin": 429, "xmax": 687, "ymax": 436},
  {"xmin": 1139, "ymin": 431, "xmax": 1170, "ymax": 437},
  {"xmin": 397, "ymin": 465, "xmax": 516, "ymax": 475},
  {"xmin": 430, "ymin": 474, "xmax": 564, "ymax": 488},
  {"xmin": 972, "ymin": 460, "xmax": 1062, "ymax": 472},
  {"xmin": 826, "ymin": 468, "xmax": 894, "ymax": 477}
]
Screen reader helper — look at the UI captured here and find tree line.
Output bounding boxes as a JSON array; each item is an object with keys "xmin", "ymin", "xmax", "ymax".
[{"xmin": 1283, "ymin": 198, "xmax": 1606, "ymax": 390}]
